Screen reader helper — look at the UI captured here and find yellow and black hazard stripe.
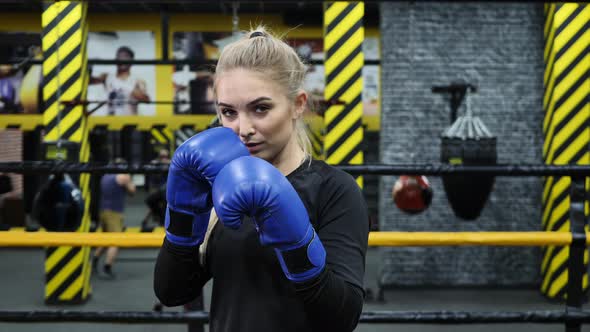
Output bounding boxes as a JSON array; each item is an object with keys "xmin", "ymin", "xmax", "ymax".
[
  {"xmin": 541, "ymin": 3, "xmax": 590, "ymax": 300},
  {"xmin": 41, "ymin": 1, "xmax": 91, "ymax": 304},
  {"xmin": 0, "ymin": 115, "xmax": 44, "ymax": 131},
  {"xmin": 150, "ymin": 125, "xmax": 174, "ymax": 152},
  {"xmin": 323, "ymin": 1, "xmax": 364, "ymax": 187},
  {"xmin": 176, "ymin": 125, "xmax": 198, "ymax": 148},
  {"xmin": 42, "ymin": 1, "xmax": 88, "ymax": 141},
  {"xmin": 78, "ymin": 111, "xmax": 92, "ymax": 301},
  {"xmin": 304, "ymin": 111, "xmax": 325, "ymax": 160},
  {"xmin": 45, "ymin": 246, "xmax": 84, "ymax": 302},
  {"xmin": 307, "ymin": 123, "xmax": 324, "ymax": 159}
]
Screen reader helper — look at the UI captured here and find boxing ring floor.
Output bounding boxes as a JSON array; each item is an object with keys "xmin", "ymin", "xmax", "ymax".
[{"xmin": 1, "ymin": 192, "xmax": 588, "ymax": 332}]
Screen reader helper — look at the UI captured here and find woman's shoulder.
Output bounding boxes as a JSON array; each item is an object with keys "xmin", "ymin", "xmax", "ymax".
[
  {"xmin": 306, "ymin": 160, "xmax": 367, "ymax": 229},
  {"xmin": 308, "ymin": 159, "xmax": 358, "ymax": 188},
  {"xmin": 301, "ymin": 159, "xmax": 363, "ymax": 203},
  {"xmin": 288, "ymin": 158, "xmax": 362, "ymax": 202}
]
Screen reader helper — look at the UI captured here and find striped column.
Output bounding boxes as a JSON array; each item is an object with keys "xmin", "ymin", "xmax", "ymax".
[
  {"xmin": 307, "ymin": 123, "xmax": 324, "ymax": 159},
  {"xmin": 41, "ymin": 1, "xmax": 91, "ymax": 304},
  {"xmin": 541, "ymin": 3, "xmax": 590, "ymax": 300},
  {"xmin": 304, "ymin": 113, "xmax": 325, "ymax": 160},
  {"xmin": 323, "ymin": 1, "xmax": 364, "ymax": 187}
]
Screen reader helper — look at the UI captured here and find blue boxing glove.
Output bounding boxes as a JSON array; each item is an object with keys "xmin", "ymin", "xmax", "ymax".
[
  {"xmin": 165, "ymin": 127, "xmax": 248, "ymax": 247},
  {"xmin": 212, "ymin": 156, "xmax": 326, "ymax": 282}
]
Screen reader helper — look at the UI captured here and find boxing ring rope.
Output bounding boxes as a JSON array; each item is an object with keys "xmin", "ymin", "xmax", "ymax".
[
  {"xmin": 2, "ymin": 309, "xmax": 590, "ymax": 324},
  {"xmin": 0, "ymin": 231, "xmax": 582, "ymax": 248},
  {"xmin": 3, "ymin": 161, "xmax": 590, "ymax": 176},
  {"xmin": 4, "ymin": 58, "xmax": 382, "ymax": 67}
]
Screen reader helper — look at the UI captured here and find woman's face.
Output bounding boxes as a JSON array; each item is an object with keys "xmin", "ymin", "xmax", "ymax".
[{"xmin": 216, "ymin": 68, "xmax": 305, "ymax": 164}]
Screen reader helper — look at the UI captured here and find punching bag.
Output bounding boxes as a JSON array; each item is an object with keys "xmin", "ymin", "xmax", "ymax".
[
  {"xmin": 393, "ymin": 175, "xmax": 433, "ymax": 214},
  {"xmin": 0, "ymin": 174, "xmax": 12, "ymax": 195},
  {"xmin": 440, "ymin": 94, "xmax": 496, "ymax": 220},
  {"xmin": 32, "ymin": 173, "xmax": 84, "ymax": 231}
]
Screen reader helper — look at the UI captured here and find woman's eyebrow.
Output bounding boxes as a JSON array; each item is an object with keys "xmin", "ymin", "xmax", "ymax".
[
  {"xmin": 217, "ymin": 97, "xmax": 271, "ymax": 108},
  {"xmin": 216, "ymin": 102, "xmax": 234, "ymax": 108},
  {"xmin": 246, "ymin": 97, "xmax": 272, "ymax": 106}
]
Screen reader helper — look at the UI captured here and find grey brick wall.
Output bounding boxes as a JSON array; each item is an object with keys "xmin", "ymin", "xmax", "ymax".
[
  {"xmin": 0, "ymin": 129, "xmax": 23, "ymax": 194},
  {"xmin": 378, "ymin": 3, "xmax": 545, "ymax": 286}
]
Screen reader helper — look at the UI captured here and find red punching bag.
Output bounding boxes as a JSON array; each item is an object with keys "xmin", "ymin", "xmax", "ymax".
[{"xmin": 393, "ymin": 175, "xmax": 433, "ymax": 214}]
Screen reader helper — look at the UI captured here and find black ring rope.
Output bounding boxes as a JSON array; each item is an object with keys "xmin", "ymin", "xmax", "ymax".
[
  {"xmin": 2, "ymin": 161, "xmax": 590, "ymax": 176},
  {"xmin": 1, "ymin": 310, "xmax": 590, "ymax": 324},
  {"xmin": 4, "ymin": 58, "xmax": 381, "ymax": 66}
]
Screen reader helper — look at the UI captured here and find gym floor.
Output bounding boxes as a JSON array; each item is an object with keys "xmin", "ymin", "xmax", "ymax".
[{"xmin": 0, "ymin": 191, "xmax": 587, "ymax": 332}]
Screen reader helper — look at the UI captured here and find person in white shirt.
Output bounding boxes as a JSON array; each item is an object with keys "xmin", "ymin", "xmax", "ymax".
[{"xmin": 91, "ymin": 46, "xmax": 150, "ymax": 115}]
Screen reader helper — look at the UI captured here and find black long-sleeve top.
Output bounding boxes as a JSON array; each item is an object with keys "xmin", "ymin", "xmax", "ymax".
[{"xmin": 154, "ymin": 158, "xmax": 370, "ymax": 332}]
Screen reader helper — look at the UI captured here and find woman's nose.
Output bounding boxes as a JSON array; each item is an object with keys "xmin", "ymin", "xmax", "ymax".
[{"xmin": 238, "ymin": 116, "xmax": 255, "ymax": 138}]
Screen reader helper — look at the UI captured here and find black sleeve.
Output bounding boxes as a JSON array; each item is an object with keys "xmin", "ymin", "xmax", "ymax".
[
  {"xmin": 153, "ymin": 238, "xmax": 211, "ymax": 307},
  {"xmin": 293, "ymin": 170, "xmax": 369, "ymax": 332}
]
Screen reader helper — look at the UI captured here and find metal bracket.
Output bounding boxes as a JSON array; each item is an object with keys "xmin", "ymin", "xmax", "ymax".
[{"xmin": 432, "ymin": 83, "xmax": 477, "ymax": 124}]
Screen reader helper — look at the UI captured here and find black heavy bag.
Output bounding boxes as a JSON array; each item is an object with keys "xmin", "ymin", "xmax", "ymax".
[
  {"xmin": 0, "ymin": 174, "xmax": 12, "ymax": 195},
  {"xmin": 32, "ymin": 174, "xmax": 84, "ymax": 231},
  {"xmin": 440, "ymin": 100, "xmax": 497, "ymax": 220}
]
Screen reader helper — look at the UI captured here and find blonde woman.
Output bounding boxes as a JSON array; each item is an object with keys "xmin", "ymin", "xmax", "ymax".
[{"xmin": 154, "ymin": 27, "xmax": 369, "ymax": 332}]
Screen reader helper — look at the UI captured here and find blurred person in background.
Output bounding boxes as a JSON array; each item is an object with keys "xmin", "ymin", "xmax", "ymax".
[{"xmin": 93, "ymin": 158, "xmax": 136, "ymax": 279}]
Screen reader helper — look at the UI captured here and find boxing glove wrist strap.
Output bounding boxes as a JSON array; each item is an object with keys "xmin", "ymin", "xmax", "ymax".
[
  {"xmin": 274, "ymin": 227, "xmax": 326, "ymax": 283},
  {"xmin": 165, "ymin": 208, "xmax": 209, "ymax": 247}
]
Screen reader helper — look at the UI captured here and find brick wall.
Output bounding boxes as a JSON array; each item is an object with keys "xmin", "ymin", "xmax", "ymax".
[
  {"xmin": 0, "ymin": 129, "xmax": 23, "ymax": 194},
  {"xmin": 378, "ymin": 3, "xmax": 545, "ymax": 286}
]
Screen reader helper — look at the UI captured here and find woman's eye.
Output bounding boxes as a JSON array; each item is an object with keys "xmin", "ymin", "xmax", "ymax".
[
  {"xmin": 221, "ymin": 108, "xmax": 237, "ymax": 117},
  {"xmin": 254, "ymin": 105, "xmax": 271, "ymax": 113}
]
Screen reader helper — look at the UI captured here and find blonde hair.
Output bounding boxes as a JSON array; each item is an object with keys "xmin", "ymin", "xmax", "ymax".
[{"xmin": 214, "ymin": 26, "xmax": 312, "ymax": 158}]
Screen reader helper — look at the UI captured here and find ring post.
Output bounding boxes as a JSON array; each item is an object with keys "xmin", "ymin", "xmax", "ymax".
[{"xmin": 566, "ymin": 176, "xmax": 587, "ymax": 332}]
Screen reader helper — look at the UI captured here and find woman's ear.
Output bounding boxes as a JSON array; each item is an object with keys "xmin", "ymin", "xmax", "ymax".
[{"xmin": 292, "ymin": 90, "xmax": 308, "ymax": 120}]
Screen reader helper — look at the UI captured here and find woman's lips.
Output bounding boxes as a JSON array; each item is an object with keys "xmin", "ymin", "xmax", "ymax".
[{"xmin": 246, "ymin": 142, "xmax": 263, "ymax": 153}]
